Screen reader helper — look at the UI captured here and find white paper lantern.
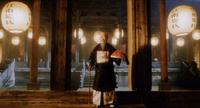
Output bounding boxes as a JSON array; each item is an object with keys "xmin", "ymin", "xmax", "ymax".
[
  {"xmin": 151, "ymin": 37, "xmax": 159, "ymax": 46},
  {"xmin": 167, "ymin": 5, "xmax": 197, "ymax": 36},
  {"xmin": 166, "ymin": 29, "xmax": 169, "ymax": 39},
  {"xmin": 74, "ymin": 28, "xmax": 83, "ymax": 39},
  {"xmin": 38, "ymin": 37, "xmax": 46, "ymax": 45},
  {"xmin": 81, "ymin": 36, "xmax": 86, "ymax": 44},
  {"xmin": 94, "ymin": 31, "xmax": 104, "ymax": 43},
  {"xmin": 192, "ymin": 29, "xmax": 200, "ymax": 40},
  {"xmin": 28, "ymin": 28, "xmax": 33, "ymax": 39},
  {"xmin": 1, "ymin": 1, "xmax": 31, "ymax": 33},
  {"xmin": 12, "ymin": 36, "xmax": 20, "ymax": 45},
  {"xmin": 114, "ymin": 28, "xmax": 124, "ymax": 39},
  {"xmin": 0, "ymin": 29, "xmax": 4, "ymax": 39},
  {"xmin": 177, "ymin": 37, "xmax": 184, "ymax": 46},
  {"xmin": 112, "ymin": 37, "xmax": 117, "ymax": 45}
]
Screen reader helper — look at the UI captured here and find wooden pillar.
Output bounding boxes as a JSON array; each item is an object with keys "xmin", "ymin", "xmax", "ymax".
[
  {"xmin": 24, "ymin": 32, "xmax": 28, "ymax": 62},
  {"xmin": 159, "ymin": 0, "xmax": 171, "ymax": 90},
  {"xmin": 2, "ymin": 31, "xmax": 8, "ymax": 61},
  {"xmin": 169, "ymin": 33, "xmax": 173, "ymax": 62},
  {"xmin": 20, "ymin": 32, "xmax": 25, "ymax": 61},
  {"xmin": 27, "ymin": 0, "xmax": 41, "ymax": 90},
  {"xmin": 51, "ymin": 0, "xmax": 72, "ymax": 91},
  {"xmin": 44, "ymin": 27, "xmax": 51, "ymax": 69},
  {"xmin": 0, "ymin": 43, "xmax": 2, "ymax": 63},
  {"xmin": 127, "ymin": 0, "xmax": 152, "ymax": 91},
  {"xmin": 127, "ymin": 0, "xmax": 135, "ymax": 90}
]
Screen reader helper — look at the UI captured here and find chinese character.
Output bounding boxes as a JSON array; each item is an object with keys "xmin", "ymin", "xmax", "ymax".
[
  {"xmin": 5, "ymin": 14, "xmax": 13, "ymax": 19},
  {"xmin": 6, "ymin": 20, "xmax": 14, "ymax": 25},
  {"xmin": 5, "ymin": 8, "xmax": 13, "ymax": 13}
]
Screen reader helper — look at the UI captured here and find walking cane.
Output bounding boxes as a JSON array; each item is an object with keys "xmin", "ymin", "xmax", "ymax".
[{"xmin": 88, "ymin": 66, "xmax": 91, "ymax": 104}]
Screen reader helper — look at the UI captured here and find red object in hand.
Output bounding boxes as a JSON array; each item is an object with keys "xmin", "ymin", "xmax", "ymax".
[{"xmin": 111, "ymin": 50, "xmax": 125, "ymax": 59}]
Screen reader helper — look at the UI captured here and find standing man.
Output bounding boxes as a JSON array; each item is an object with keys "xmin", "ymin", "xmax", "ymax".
[{"xmin": 87, "ymin": 33, "xmax": 121, "ymax": 107}]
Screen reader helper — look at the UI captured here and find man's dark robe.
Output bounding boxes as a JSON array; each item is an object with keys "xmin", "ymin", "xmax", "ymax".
[{"xmin": 88, "ymin": 43, "xmax": 121, "ymax": 91}]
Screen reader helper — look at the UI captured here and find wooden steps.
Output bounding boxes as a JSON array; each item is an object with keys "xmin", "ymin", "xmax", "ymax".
[
  {"xmin": 0, "ymin": 90, "xmax": 145, "ymax": 108},
  {"xmin": 0, "ymin": 90, "xmax": 61, "ymax": 108},
  {"xmin": 58, "ymin": 104, "xmax": 146, "ymax": 108},
  {"xmin": 0, "ymin": 90, "xmax": 200, "ymax": 107}
]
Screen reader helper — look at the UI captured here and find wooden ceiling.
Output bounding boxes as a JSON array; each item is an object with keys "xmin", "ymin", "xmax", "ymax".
[{"xmin": 72, "ymin": 0, "xmax": 127, "ymax": 28}]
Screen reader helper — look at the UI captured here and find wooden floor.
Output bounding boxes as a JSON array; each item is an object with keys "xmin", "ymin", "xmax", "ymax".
[
  {"xmin": 0, "ymin": 90, "xmax": 200, "ymax": 108},
  {"xmin": 58, "ymin": 104, "xmax": 146, "ymax": 108}
]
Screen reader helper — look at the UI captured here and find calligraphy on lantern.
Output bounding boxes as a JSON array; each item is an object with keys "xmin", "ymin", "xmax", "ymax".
[
  {"xmin": 5, "ymin": 4, "xmax": 14, "ymax": 25},
  {"xmin": 170, "ymin": 8, "xmax": 196, "ymax": 29},
  {"xmin": 4, "ymin": 3, "xmax": 31, "ymax": 26}
]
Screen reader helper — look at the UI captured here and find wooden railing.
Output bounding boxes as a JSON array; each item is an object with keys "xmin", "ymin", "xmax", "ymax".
[
  {"xmin": 152, "ymin": 62, "xmax": 181, "ymax": 72},
  {"xmin": 152, "ymin": 62, "xmax": 181, "ymax": 68},
  {"xmin": 15, "ymin": 61, "xmax": 50, "ymax": 68},
  {"xmin": 181, "ymin": 62, "xmax": 200, "ymax": 89},
  {"xmin": 14, "ymin": 61, "xmax": 182, "ymax": 70}
]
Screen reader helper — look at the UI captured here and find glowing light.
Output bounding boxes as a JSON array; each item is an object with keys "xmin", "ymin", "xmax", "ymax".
[
  {"xmin": 166, "ymin": 29, "xmax": 169, "ymax": 39},
  {"xmin": 1, "ymin": 1, "xmax": 31, "ymax": 33},
  {"xmin": 177, "ymin": 37, "xmax": 185, "ymax": 46},
  {"xmin": 112, "ymin": 37, "xmax": 118, "ymax": 45},
  {"xmin": 114, "ymin": 28, "xmax": 124, "ymax": 39},
  {"xmin": 167, "ymin": 5, "xmax": 197, "ymax": 36},
  {"xmin": 28, "ymin": 28, "xmax": 33, "ymax": 39},
  {"xmin": 81, "ymin": 36, "xmax": 86, "ymax": 44},
  {"xmin": 12, "ymin": 36, "xmax": 20, "ymax": 45},
  {"xmin": 74, "ymin": 28, "xmax": 83, "ymax": 39},
  {"xmin": 0, "ymin": 29, "xmax": 4, "ymax": 39},
  {"xmin": 192, "ymin": 29, "xmax": 200, "ymax": 40},
  {"xmin": 151, "ymin": 37, "xmax": 159, "ymax": 46},
  {"xmin": 38, "ymin": 37, "xmax": 46, "ymax": 45},
  {"xmin": 94, "ymin": 31, "xmax": 104, "ymax": 43}
]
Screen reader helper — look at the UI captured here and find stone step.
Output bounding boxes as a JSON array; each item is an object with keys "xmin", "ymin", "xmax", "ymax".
[
  {"xmin": 40, "ymin": 83, "xmax": 50, "ymax": 86},
  {"xmin": 83, "ymin": 81, "xmax": 94, "ymax": 83},
  {"xmin": 83, "ymin": 84, "xmax": 93, "ymax": 87}
]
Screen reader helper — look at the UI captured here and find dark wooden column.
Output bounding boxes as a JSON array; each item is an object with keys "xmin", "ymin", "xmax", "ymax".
[
  {"xmin": 169, "ymin": 33, "xmax": 173, "ymax": 62},
  {"xmin": 24, "ymin": 31, "xmax": 28, "ymax": 62},
  {"xmin": 128, "ymin": 0, "xmax": 152, "ymax": 91},
  {"xmin": 136, "ymin": 0, "xmax": 152, "ymax": 91},
  {"xmin": 159, "ymin": 0, "xmax": 171, "ymax": 90},
  {"xmin": 44, "ymin": 27, "xmax": 51, "ymax": 69},
  {"xmin": 51, "ymin": 0, "xmax": 72, "ymax": 91},
  {"xmin": 27, "ymin": 0, "xmax": 41, "ymax": 90}
]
